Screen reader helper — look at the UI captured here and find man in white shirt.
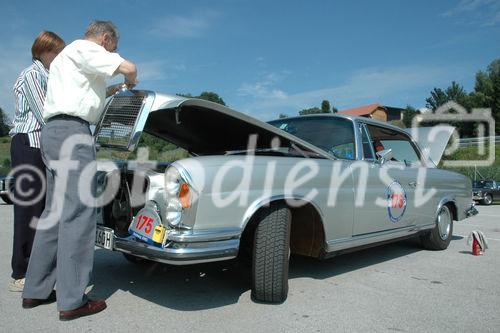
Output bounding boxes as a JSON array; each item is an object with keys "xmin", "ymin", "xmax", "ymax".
[{"xmin": 22, "ymin": 20, "xmax": 137, "ymax": 321}]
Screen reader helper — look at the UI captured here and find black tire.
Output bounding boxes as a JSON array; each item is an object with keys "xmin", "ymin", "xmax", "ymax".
[
  {"xmin": 251, "ymin": 204, "xmax": 291, "ymax": 303},
  {"xmin": 481, "ymin": 194, "xmax": 493, "ymax": 206},
  {"xmin": 122, "ymin": 253, "xmax": 153, "ymax": 265},
  {"xmin": 420, "ymin": 205, "xmax": 453, "ymax": 250},
  {"xmin": 0, "ymin": 194, "xmax": 13, "ymax": 205}
]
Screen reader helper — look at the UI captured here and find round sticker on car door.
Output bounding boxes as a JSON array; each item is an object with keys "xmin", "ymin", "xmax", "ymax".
[{"xmin": 386, "ymin": 181, "xmax": 407, "ymax": 223}]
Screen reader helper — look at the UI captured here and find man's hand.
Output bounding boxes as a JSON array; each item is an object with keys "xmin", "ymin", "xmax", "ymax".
[
  {"xmin": 106, "ymin": 83, "xmax": 123, "ymax": 97},
  {"xmin": 124, "ymin": 80, "xmax": 138, "ymax": 90}
]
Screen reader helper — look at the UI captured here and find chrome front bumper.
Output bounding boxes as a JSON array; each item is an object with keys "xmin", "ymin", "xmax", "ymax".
[{"xmin": 101, "ymin": 227, "xmax": 240, "ymax": 265}]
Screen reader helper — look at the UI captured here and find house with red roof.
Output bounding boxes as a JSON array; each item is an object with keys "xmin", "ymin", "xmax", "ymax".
[{"xmin": 338, "ymin": 103, "xmax": 404, "ymax": 122}]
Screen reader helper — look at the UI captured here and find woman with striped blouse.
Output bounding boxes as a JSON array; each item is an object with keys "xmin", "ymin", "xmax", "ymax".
[{"xmin": 9, "ymin": 31, "xmax": 65, "ymax": 292}]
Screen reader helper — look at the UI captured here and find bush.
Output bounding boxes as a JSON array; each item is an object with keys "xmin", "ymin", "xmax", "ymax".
[{"xmin": 440, "ymin": 144, "xmax": 500, "ymax": 179}]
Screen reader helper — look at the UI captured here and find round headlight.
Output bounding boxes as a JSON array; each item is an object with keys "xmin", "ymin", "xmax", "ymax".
[
  {"xmin": 165, "ymin": 167, "xmax": 181, "ymax": 196},
  {"xmin": 166, "ymin": 197, "xmax": 183, "ymax": 226}
]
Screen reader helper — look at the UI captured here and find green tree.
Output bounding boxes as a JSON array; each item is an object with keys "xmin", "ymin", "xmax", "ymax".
[
  {"xmin": 198, "ymin": 91, "xmax": 226, "ymax": 106},
  {"xmin": 321, "ymin": 100, "xmax": 331, "ymax": 113},
  {"xmin": 0, "ymin": 107, "xmax": 10, "ymax": 137},
  {"xmin": 425, "ymin": 81, "xmax": 474, "ymax": 136},
  {"xmin": 2, "ymin": 158, "xmax": 10, "ymax": 169},
  {"xmin": 177, "ymin": 91, "xmax": 226, "ymax": 106},
  {"xmin": 425, "ymin": 88, "xmax": 448, "ymax": 110},
  {"xmin": 300, "ymin": 99, "xmax": 338, "ymax": 115},
  {"xmin": 470, "ymin": 59, "xmax": 500, "ymax": 135},
  {"xmin": 299, "ymin": 107, "xmax": 322, "ymax": 115},
  {"xmin": 425, "ymin": 82, "xmax": 470, "ymax": 110},
  {"xmin": 402, "ymin": 105, "xmax": 419, "ymax": 128},
  {"xmin": 278, "ymin": 113, "xmax": 288, "ymax": 119}
]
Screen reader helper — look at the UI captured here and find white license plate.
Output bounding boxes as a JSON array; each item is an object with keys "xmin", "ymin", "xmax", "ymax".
[{"xmin": 96, "ymin": 226, "xmax": 114, "ymax": 250}]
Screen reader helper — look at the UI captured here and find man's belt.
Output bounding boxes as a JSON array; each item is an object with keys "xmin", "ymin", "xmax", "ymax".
[{"xmin": 47, "ymin": 114, "xmax": 89, "ymax": 126}]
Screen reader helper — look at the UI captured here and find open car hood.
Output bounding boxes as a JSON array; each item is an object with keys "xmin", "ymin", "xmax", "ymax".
[
  {"xmin": 404, "ymin": 126, "xmax": 455, "ymax": 166},
  {"xmin": 95, "ymin": 90, "xmax": 333, "ymax": 159}
]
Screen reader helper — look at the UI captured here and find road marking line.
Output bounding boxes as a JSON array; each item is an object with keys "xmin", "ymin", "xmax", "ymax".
[
  {"xmin": 455, "ymin": 233, "xmax": 500, "ymax": 241},
  {"xmin": 475, "ymin": 214, "xmax": 500, "ymax": 217},
  {"xmin": 460, "ymin": 224, "xmax": 494, "ymax": 228}
]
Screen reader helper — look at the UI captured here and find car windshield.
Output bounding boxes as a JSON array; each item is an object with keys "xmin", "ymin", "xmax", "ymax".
[
  {"xmin": 473, "ymin": 181, "xmax": 494, "ymax": 189},
  {"xmin": 268, "ymin": 116, "xmax": 356, "ymax": 160}
]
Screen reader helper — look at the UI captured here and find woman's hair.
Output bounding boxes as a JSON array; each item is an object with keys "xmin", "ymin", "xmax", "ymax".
[{"xmin": 31, "ymin": 31, "xmax": 65, "ymax": 60}]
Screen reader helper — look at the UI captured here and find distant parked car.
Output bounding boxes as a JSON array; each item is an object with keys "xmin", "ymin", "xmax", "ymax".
[
  {"xmin": 473, "ymin": 180, "xmax": 500, "ymax": 205},
  {"xmin": 0, "ymin": 176, "xmax": 14, "ymax": 204}
]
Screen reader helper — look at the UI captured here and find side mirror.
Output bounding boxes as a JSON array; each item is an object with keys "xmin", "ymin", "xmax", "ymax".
[{"xmin": 376, "ymin": 149, "xmax": 393, "ymax": 164}]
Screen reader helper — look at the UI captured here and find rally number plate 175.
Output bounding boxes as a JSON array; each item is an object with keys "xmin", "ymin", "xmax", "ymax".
[{"xmin": 128, "ymin": 206, "xmax": 163, "ymax": 244}]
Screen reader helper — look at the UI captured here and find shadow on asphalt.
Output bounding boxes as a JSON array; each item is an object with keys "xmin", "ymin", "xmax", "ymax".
[{"xmin": 89, "ymin": 238, "xmax": 425, "ymax": 311}]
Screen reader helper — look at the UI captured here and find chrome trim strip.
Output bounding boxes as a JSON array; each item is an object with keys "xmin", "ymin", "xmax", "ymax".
[
  {"xmin": 166, "ymin": 228, "xmax": 241, "ymax": 242},
  {"xmin": 436, "ymin": 197, "xmax": 457, "ymax": 219},
  {"xmin": 114, "ymin": 236, "xmax": 239, "ymax": 265},
  {"xmin": 241, "ymin": 194, "xmax": 325, "ymax": 230},
  {"xmin": 128, "ymin": 91, "xmax": 156, "ymax": 151},
  {"xmin": 326, "ymin": 223, "xmax": 434, "ymax": 252}
]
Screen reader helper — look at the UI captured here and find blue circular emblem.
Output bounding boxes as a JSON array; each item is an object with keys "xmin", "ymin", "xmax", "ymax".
[{"xmin": 386, "ymin": 181, "xmax": 407, "ymax": 223}]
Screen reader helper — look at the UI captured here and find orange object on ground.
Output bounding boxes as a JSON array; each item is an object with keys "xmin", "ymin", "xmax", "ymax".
[{"xmin": 472, "ymin": 237, "xmax": 482, "ymax": 256}]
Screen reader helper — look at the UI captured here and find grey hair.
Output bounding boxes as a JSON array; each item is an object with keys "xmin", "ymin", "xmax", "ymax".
[{"xmin": 84, "ymin": 20, "xmax": 119, "ymax": 40}]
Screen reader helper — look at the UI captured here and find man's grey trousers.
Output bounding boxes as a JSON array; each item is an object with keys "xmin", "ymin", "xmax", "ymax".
[{"xmin": 22, "ymin": 117, "xmax": 97, "ymax": 311}]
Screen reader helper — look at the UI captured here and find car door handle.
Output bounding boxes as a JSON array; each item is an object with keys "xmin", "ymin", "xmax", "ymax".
[{"xmin": 408, "ymin": 181, "xmax": 418, "ymax": 188}]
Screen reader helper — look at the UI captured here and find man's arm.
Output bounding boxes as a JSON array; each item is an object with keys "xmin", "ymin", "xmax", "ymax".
[{"xmin": 114, "ymin": 60, "xmax": 137, "ymax": 88}]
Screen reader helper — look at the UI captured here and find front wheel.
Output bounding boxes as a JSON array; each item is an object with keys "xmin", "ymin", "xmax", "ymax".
[
  {"xmin": 252, "ymin": 204, "xmax": 291, "ymax": 303},
  {"xmin": 481, "ymin": 194, "xmax": 493, "ymax": 206},
  {"xmin": 420, "ymin": 205, "xmax": 453, "ymax": 250}
]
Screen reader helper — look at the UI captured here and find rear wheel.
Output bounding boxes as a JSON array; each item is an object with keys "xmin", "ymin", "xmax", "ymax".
[
  {"xmin": 252, "ymin": 204, "xmax": 291, "ymax": 303},
  {"xmin": 420, "ymin": 205, "xmax": 453, "ymax": 250}
]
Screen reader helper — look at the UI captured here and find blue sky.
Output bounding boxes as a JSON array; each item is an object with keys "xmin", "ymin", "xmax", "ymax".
[{"xmin": 1, "ymin": 0, "xmax": 499, "ymax": 120}]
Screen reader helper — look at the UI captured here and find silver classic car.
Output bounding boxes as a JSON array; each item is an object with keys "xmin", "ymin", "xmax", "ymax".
[{"xmin": 94, "ymin": 90, "xmax": 477, "ymax": 303}]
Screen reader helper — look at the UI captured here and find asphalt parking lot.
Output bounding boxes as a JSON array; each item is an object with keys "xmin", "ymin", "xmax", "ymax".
[{"xmin": 0, "ymin": 202, "xmax": 499, "ymax": 332}]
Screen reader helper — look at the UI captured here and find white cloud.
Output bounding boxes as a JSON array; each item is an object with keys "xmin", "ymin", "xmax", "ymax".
[
  {"xmin": 237, "ymin": 72, "xmax": 290, "ymax": 99},
  {"xmin": 442, "ymin": 0, "xmax": 492, "ymax": 16},
  {"xmin": 136, "ymin": 59, "xmax": 186, "ymax": 82},
  {"xmin": 149, "ymin": 10, "xmax": 220, "ymax": 38},
  {"xmin": 483, "ymin": 10, "xmax": 500, "ymax": 26},
  {"xmin": 237, "ymin": 65, "xmax": 457, "ymax": 120},
  {"xmin": 441, "ymin": 0, "xmax": 500, "ymax": 26}
]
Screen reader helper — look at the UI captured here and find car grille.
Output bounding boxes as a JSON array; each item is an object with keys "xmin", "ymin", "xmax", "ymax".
[{"xmin": 96, "ymin": 95, "xmax": 145, "ymax": 149}]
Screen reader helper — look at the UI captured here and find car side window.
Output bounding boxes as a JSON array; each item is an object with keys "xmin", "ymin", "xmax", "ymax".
[
  {"xmin": 366, "ymin": 124, "xmax": 422, "ymax": 166},
  {"xmin": 360, "ymin": 124, "xmax": 375, "ymax": 160}
]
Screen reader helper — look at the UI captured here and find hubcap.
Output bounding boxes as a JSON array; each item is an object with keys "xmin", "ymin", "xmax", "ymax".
[
  {"xmin": 485, "ymin": 195, "xmax": 492, "ymax": 205},
  {"xmin": 437, "ymin": 207, "xmax": 452, "ymax": 241}
]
